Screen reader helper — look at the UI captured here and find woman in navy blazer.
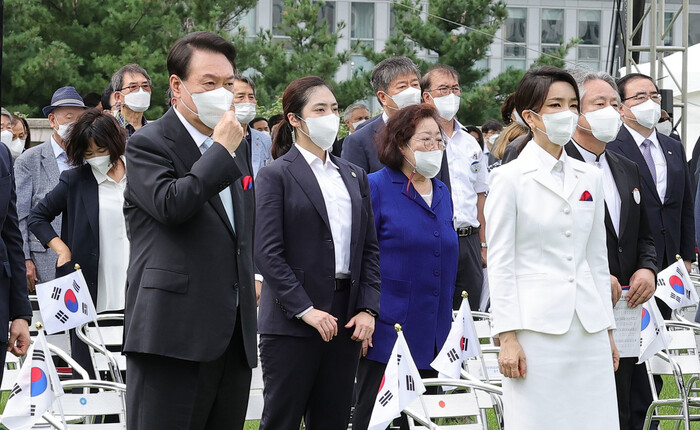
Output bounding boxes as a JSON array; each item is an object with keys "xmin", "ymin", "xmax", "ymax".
[
  {"xmin": 28, "ymin": 110, "xmax": 127, "ymax": 377},
  {"xmin": 352, "ymin": 104, "xmax": 458, "ymax": 430}
]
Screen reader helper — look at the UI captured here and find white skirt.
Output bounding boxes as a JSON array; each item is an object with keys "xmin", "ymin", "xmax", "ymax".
[{"xmin": 502, "ymin": 314, "xmax": 619, "ymax": 430}]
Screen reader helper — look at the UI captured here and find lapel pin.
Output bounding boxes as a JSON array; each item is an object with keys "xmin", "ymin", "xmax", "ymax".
[
  {"xmin": 668, "ymin": 151, "xmax": 672, "ymax": 155},
  {"xmin": 351, "ymin": 171, "xmax": 357, "ymax": 178},
  {"xmin": 632, "ymin": 187, "xmax": 640, "ymax": 204}
]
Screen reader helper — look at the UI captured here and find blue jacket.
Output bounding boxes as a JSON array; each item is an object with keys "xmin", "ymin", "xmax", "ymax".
[{"xmin": 366, "ymin": 167, "xmax": 458, "ymax": 369}]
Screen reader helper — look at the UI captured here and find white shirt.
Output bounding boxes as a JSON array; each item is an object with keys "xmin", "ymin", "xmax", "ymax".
[
  {"xmin": 624, "ymin": 124, "xmax": 667, "ymax": 203},
  {"xmin": 445, "ymin": 120, "xmax": 489, "ymax": 228},
  {"xmin": 295, "ymin": 144, "xmax": 352, "ymax": 277},
  {"xmin": 92, "ymin": 158, "xmax": 128, "ymax": 312},
  {"xmin": 573, "ymin": 141, "xmax": 622, "ymax": 236},
  {"xmin": 50, "ymin": 137, "xmax": 71, "ymax": 173},
  {"xmin": 530, "ymin": 140, "xmax": 567, "ymax": 191},
  {"xmin": 420, "ymin": 189, "xmax": 433, "ymax": 207}
]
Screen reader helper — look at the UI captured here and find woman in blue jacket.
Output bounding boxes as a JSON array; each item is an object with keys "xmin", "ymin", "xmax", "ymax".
[{"xmin": 352, "ymin": 104, "xmax": 458, "ymax": 430}]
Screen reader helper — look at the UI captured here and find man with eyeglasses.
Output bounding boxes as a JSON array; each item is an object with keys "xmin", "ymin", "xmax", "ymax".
[
  {"xmin": 608, "ymin": 72, "xmax": 695, "ymax": 430},
  {"xmin": 421, "ymin": 64, "xmax": 487, "ymax": 311},
  {"xmin": 110, "ymin": 63, "xmax": 152, "ymax": 137}
]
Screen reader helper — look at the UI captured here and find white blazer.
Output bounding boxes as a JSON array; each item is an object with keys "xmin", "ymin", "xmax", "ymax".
[{"xmin": 485, "ymin": 141, "xmax": 614, "ymax": 336}]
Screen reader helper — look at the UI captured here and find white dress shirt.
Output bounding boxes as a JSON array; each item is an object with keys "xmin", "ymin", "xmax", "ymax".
[
  {"xmin": 295, "ymin": 144, "xmax": 352, "ymax": 277},
  {"xmin": 50, "ymin": 137, "xmax": 71, "ymax": 173},
  {"xmin": 623, "ymin": 124, "xmax": 667, "ymax": 202},
  {"xmin": 573, "ymin": 142, "xmax": 622, "ymax": 236},
  {"xmin": 445, "ymin": 120, "xmax": 489, "ymax": 229},
  {"xmin": 92, "ymin": 158, "xmax": 129, "ymax": 312}
]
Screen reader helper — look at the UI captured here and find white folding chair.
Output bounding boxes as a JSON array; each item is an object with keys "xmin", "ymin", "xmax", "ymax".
[
  {"xmin": 403, "ymin": 378, "xmax": 503, "ymax": 429},
  {"xmin": 39, "ymin": 380, "xmax": 127, "ymax": 429},
  {"xmin": 463, "ymin": 312, "xmax": 501, "ymax": 386},
  {"xmin": 75, "ymin": 315, "xmax": 124, "ymax": 383}
]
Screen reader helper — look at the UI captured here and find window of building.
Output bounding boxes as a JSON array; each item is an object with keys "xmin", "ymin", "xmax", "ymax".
[
  {"xmin": 350, "ymin": 2, "xmax": 375, "ymax": 73},
  {"xmin": 238, "ymin": 8, "xmax": 257, "ymax": 37},
  {"xmin": 664, "ymin": 11, "xmax": 674, "ymax": 46},
  {"xmin": 273, "ymin": 0, "xmax": 335, "ymax": 37},
  {"xmin": 318, "ymin": 1, "xmax": 336, "ymax": 33},
  {"xmin": 272, "ymin": 0, "xmax": 285, "ymax": 36},
  {"xmin": 541, "ymin": 9, "xmax": 564, "ymax": 54},
  {"xmin": 689, "ymin": 13, "xmax": 700, "ymax": 45},
  {"xmin": 577, "ymin": 10, "xmax": 601, "ymax": 70},
  {"xmin": 504, "ymin": 8, "xmax": 527, "ymax": 70}
]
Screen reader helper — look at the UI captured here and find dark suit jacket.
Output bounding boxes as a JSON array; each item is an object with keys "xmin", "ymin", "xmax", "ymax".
[
  {"xmin": 28, "ymin": 164, "xmax": 100, "ymax": 304},
  {"xmin": 565, "ymin": 142, "xmax": 657, "ymax": 284},
  {"xmin": 332, "ymin": 136, "xmax": 345, "ymax": 158},
  {"xmin": 254, "ymin": 145, "xmax": 381, "ymax": 337},
  {"xmin": 122, "ymin": 108, "xmax": 257, "ymax": 367},
  {"xmin": 0, "ymin": 145, "xmax": 31, "ymax": 342},
  {"xmin": 341, "ymin": 114, "xmax": 451, "ymax": 189},
  {"xmin": 607, "ymin": 126, "xmax": 695, "ymax": 268}
]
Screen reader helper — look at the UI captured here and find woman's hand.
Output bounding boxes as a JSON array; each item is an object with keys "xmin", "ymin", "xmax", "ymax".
[
  {"xmin": 48, "ymin": 237, "xmax": 71, "ymax": 267},
  {"xmin": 498, "ymin": 331, "xmax": 527, "ymax": 378},
  {"xmin": 56, "ymin": 249, "xmax": 72, "ymax": 267},
  {"xmin": 609, "ymin": 330, "xmax": 620, "ymax": 371},
  {"xmin": 301, "ymin": 309, "xmax": 338, "ymax": 342}
]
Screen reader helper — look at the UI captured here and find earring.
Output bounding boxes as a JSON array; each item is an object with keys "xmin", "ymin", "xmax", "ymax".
[{"xmin": 291, "ymin": 128, "xmax": 297, "ymax": 144}]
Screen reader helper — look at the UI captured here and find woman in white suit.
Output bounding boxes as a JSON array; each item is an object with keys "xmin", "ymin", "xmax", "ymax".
[{"xmin": 485, "ymin": 66, "xmax": 620, "ymax": 429}]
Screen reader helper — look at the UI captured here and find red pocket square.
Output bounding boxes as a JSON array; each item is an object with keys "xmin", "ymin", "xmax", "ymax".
[
  {"xmin": 242, "ymin": 176, "xmax": 253, "ymax": 190},
  {"xmin": 580, "ymin": 190, "xmax": 593, "ymax": 201}
]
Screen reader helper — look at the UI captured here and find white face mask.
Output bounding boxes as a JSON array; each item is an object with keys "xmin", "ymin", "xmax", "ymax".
[
  {"xmin": 297, "ymin": 113, "xmax": 340, "ymax": 151},
  {"xmin": 431, "ymin": 93, "xmax": 461, "ymax": 121},
  {"xmin": 350, "ymin": 119, "xmax": 366, "ymax": 132},
  {"xmin": 406, "ymin": 146, "xmax": 443, "ymax": 179},
  {"xmin": 626, "ymin": 99, "xmax": 661, "ymax": 130},
  {"xmin": 531, "ymin": 110, "xmax": 578, "ymax": 147},
  {"xmin": 385, "ymin": 87, "xmax": 421, "ymax": 110},
  {"xmin": 123, "ymin": 88, "xmax": 151, "ymax": 113},
  {"xmin": 656, "ymin": 120, "xmax": 673, "ymax": 136},
  {"xmin": 579, "ymin": 106, "xmax": 622, "ymax": 143},
  {"xmin": 0, "ymin": 130, "xmax": 12, "ymax": 147},
  {"xmin": 234, "ymin": 102, "xmax": 257, "ymax": 125},
  {"xmin": 488, "ymin": 133, "xmax": 499, "ymax": 147},
  {"xmin": 54, "ymin": 119, "xmax": 74, "ymax": 141},
  {"xmin": 179, "ymin": 78, "xmax": 234, "ymax": 129},
  {"xmin": 86, "ymin": 155, "xmax": 113, "ymax": 176},
  {"xmin": 512, "ymin": 109, "xmax": 527, "ymax": 126},
  {"xmin": 261, "ymin": 130, "xmax": 271, "ymax": 138},
  {"xmin": 7, "ymin": 138, "xmax": 24, "ymax": 157}
]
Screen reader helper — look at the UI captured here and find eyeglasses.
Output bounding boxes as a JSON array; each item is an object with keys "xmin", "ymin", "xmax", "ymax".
[
  {"xmin": 119, "ymin": 83, "xmax": 151, "ymax": 93},
  {"xmin": 429, "ymin": 86, "xmax": 462, "ymax": 97},
  {"xmin": 411, "ymin": 136, "xmax": 446, "ymax": 151},
  {"xmin": 623, "ymin": 92, "xmax": 662, "ymax": 103}
]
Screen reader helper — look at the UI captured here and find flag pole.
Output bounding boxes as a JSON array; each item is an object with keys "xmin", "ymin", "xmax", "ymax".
[
  {"xmin": 37, "ymin": 323, "xmax": 68, "ymax": 430},
  {"xmin": 461, "ymin": 290, "xmax": 491, "ymax": 385},
  {"xmin": 396, "ymin": 324, "xmax": 434, "ymax": 429}
]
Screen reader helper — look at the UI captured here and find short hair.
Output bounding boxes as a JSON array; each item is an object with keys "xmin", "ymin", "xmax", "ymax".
[
  {"xmin": 464, "ymin": 125, "xmax": 484, "ymax": 149},
  {"xmin": 377, "ymin": 104, "xmax": 443, "ymax": 170},
  {"xmin": 101, "ymin": 85, "xmax": 113, "ymax": 111},
  {"xmin": 82, "ymin": 92, "xmax": 102, "ymax": 108},
  {"xmin": 268, "ymin": 114, "xmax": 284, "ymax": 128},
  {"xmin": 420, "ymin": 64, "xmax": 460, "ymax": 93},
  {"xmin": 568, "ymin": 68, "xmax": 620, "ymax": 103},
  {"xmin": 481, "ymin": 119, "xmax": 503, "ymax": 134},
  {"xmin": 65, "ymin": 109, "xmax": 126, "ymax": 167},
  {"xmin": 513, "ymin": 66, "xmax": 580, "ymax": 122},
  {"xmin": 343, "ymin": 102, "xmax": 369, "ymax": 121},
  {"xmin": 251, "ymin": 117, "xmax": 268, "ymax": 126},
  {"xmin": 19, "ymin": 117, "xmax": 32, "ymax": 149},
  {"xmin": 616, "ymin": 73, "xmax": 659, "ymax": 101},
  {"xmin": 371, "ymin": 56, "xmax": 421, "ymax": 96},
  {"xmin": 167, "ymin": 31, "xmax": 237, "ymax": 80},
  {"xmin": 234, "ymin": 74, "xmax": 257, "ymax": 97},
  {"xmin": 110, "ymin": 63, "xmax": 152, "ymax": 93}
]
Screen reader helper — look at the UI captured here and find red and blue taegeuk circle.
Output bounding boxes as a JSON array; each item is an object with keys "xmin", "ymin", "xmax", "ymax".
[
  {"xmin": 64, "ymin": 289, "xmax": 78, "ymax": 313},
  {"xmin": 670, "ymin": 275, "xmax": 685, "ymax": 295},
  {"xmin": 641, "ymin": 308, "xmax": 650, "ymax": 330},
  {"xmin": 31, "ymin": 367, "xmax": 48, "ymax": 397}
]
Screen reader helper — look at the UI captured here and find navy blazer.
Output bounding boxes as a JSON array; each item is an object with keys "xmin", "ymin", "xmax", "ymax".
[
  {"xmin": 255, "ymin": 145, "xmax": 381, "ymax": 337},
  {"xmin": 28, "ymin": 164, "xmax": 100, "ymax": 305},
  {"xmin": 341, "ymin": 114, "xmax": 451, "ymax": 190},
  {"xmin": 0, "ymin": 145, "xmax": 31, "ymax": 342},
  {"xmin": 366, "ymin": 167, "xmax": 457, "ymax": 369},
  {"xmin": 565, "ymin": 142, "xmax": 657, "ymax": 284},
  {"xmin": 607, "ymin": 126, "xmax": 695, "ymax": 268}
]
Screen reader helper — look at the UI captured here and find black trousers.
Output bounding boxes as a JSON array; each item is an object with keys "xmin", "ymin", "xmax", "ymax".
[
  {"xmin": 0, "ymin": 341, "xmax": 6, "ymax": 385},
  {"xmin": 453, "ymin": 233, "xmax": 483, "ymax": 311},
  {"xmin": 126, "ymin": 312, "xmax": 251, "ymax": 430},
  {"xmin": 352, "ymin": 358, "xmax": 437, "ymax": 430},
  {"xmin": 258, "ymin": 288, "xmax": 360, "ymax": 430}
]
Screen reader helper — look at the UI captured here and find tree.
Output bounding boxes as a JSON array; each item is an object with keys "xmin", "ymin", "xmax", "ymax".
[{"xmin": 2, "ymin": 0, "xmax": 256, "ymax": 117}]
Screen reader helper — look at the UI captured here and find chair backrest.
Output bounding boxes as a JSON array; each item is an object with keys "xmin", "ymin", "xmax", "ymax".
[
  {"xmin": 648, "ymin": 323, "xmax": 700, "ymax": 376},
  {"xmin": 76, "ymin": 315, "xmax": 125, "ymax": 381},
  {"xmin": 44, "ymin": 380, "xmax": 127, "ymax": 429}
]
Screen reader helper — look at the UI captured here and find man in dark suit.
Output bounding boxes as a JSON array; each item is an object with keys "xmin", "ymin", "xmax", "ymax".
[
  {"xmin": 608, "ymin": 72, "xmax": 695, "ymax": 430},
  {"xmin": 331, "ymin": 102, "xmax": 370, "ymax": 157},
  {"xmin": 341, "ymin": 57, "xmax": 450, "ymax": 189},
  {"xmin": 566, "ymin": 69, "xmax": 657, "ymax": 430},
  {"xmin": 123, "ymin": 31, "xmax": 257, "ymax": 430},
  {"xmin": 0, "ymin": 142, "xmax": 32, "ymax": 385}
]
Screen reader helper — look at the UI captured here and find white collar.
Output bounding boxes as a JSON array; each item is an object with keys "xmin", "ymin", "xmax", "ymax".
[
  {"xmin": 572, "ymin": 140, "xmax": 606, "ymax": 164},
  {"xmin": 173, "ymin": 106, "xmax": 210, "ymax": 149},
  {"xmin": 50, "ymin": 136, "xmax": 66, "ymax": 160},
  {"xmin": 523, "ymin": 139, "xmax": 567, "ymax": 172},
  {"xmin": 295, "ymin": 143, "xmax": 337, "ymax": 169},
  {"xmin": 91, "ymin": 156, "xmax": 127, "ymax": 184},
  {"xmin": 382, "ymin": 111, "xmax": 389, "ymax": 124},
  {"xmin": 624, "ymin": 123, "xmax": 660, "ymax": 148}
]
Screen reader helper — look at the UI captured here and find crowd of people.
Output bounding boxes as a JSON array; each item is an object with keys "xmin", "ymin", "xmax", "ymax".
[{"xmin": 0, "ymin": 29, "xmax": 698, "ymax": 430}]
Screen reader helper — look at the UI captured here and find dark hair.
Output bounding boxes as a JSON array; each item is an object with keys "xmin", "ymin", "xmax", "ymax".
[
  {"xmin": 251, "ymin": 117, "xmax": 268, "ymax": 127},
  {"xmin": 464, "ymin": 125, "xmax": 485, "ymax": 150},
  {"xmin": 111, "ymin": 63, "xmax": 152, "ymax": 92},
  {"xmin": 101, "ymin": 85, "xmax": 113, "ymax": 111},
  {"xmin": 272, "ymin": 76, "xmax": 335, "ymax": 159},
  {"xmin": 82, "ymin": 92, "xmax": 102, "ymax": 108},
  {"xmin": 66, "ymin": 109, "xmax": 126, "ymax": 166},
  {"xmin": 513, "ymin": 66, "xmax": 580, "ymax": 145},
  {"xmin": 377, "ymin": 104, "xmax": 443, "ymax": 170},
  {"xmin": 616, "ymin": 73, "xmax": 659, "ymax": 101},
  {"xmin": 167, "ymin": 31, "xmax": 237, "ymax": 80},
  {"xmin": 268, "ymin": 114, "xmax": 283, "ymax": 128},
  {"xmin": 19, "ymin": 117, "xmax": 31, "ymax": 150},
  {"xmin": 420, "ymin": 64, "xmax": 460, "ymax": 93},
  {"xmin": 481, "ymin": 119, "xmax": 503, "ymax": 134},
  {"xmin": 500, "ymin": 93, "xmax": 516, "ymax": 125}
]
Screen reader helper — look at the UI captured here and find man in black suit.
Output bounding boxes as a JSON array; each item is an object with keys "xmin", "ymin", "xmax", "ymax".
[
  {"xmin": 565, "ymin": 69, "xmax": 657, "ymax": 430},
  {"xmin": 123, "ymin": 31, "xmax": 257, "ymax": 430},
  {"xmin": 341, "ymin": 57, "xmax": 450, "ymax": 189},
  {"xmin": 0, "ymin": 142, "xmax": 32, "ymax": 385},
  {"xmin": 608, "ymin": 72, "xmax": 695, "ymax": 430}
]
